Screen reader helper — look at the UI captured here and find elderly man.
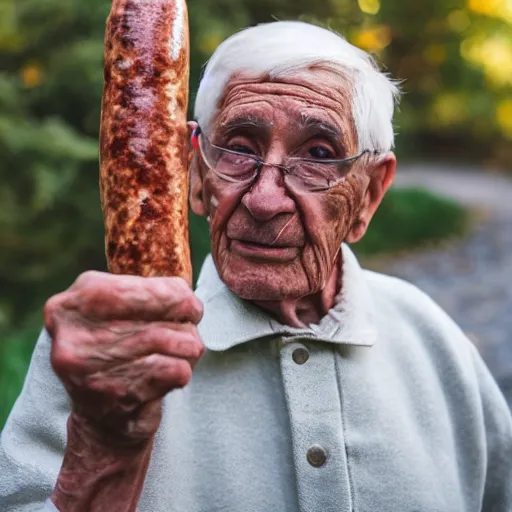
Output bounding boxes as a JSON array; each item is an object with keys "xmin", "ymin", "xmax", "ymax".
[{"xmin": 1, "ymin": 21, "xmax": 511, "ymax": 512}]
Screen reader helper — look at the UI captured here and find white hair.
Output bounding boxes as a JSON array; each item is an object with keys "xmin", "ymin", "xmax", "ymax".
[{"xmin": 194, "ymin": 21, "xmax": 401, "ymax": 152}]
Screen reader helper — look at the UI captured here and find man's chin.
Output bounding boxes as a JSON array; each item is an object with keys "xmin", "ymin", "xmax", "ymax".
[
  {"xmin": 215, "ymin": 252, "xmax": 314, "ymax": 302},
  {"xmin": 226, "ymin": 281, "xmax": 306, "ymax": 302}
]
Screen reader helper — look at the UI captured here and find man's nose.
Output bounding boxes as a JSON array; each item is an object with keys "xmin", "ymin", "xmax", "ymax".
[{"xmin": 241, "ymin": 166, "xmax": 296, "ymax": 222}]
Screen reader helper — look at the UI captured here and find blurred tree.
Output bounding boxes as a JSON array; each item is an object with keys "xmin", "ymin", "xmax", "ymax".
[
  {"xmin": 0, "ymin": 0, "xmax": 337, "ymax": 332},
  {"xmin": 343, "ymin": 0, "xmax": 512, "ymax": 164},
  {"xmin": 1, "ymin": 0, "xmax": 483, "ymax": 427},
  {"xmin": 0, "ymin": 0, "xmax": 508, "ymax": 335},
  {"xmin": 0, "ymin": 0, "xmax": 106, "ymax": 331}
]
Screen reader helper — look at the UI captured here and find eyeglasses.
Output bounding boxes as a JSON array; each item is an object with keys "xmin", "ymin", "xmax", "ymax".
[{"xmin": 195, "ymin": 126, "xmax": 379, "ymax": 192}]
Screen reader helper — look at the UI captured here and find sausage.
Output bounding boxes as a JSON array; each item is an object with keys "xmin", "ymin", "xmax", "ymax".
[{"xmin": 99, "ymin": 0, "xmax": 192, "ymax": 283}]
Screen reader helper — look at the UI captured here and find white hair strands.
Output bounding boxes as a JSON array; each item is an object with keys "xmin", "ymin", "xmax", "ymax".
[{"xmin": 194, "ymin": 21, "xmax": 401, "ymax": 153}]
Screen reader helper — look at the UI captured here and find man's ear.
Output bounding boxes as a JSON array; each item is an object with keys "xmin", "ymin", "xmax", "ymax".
[
  {"xmin": 187, "ymin": 120, "xmax": 207, "ymax": 217},
  {"xmin": 346, "ymin": 152, "xmax": 396, "ymax": 244}
]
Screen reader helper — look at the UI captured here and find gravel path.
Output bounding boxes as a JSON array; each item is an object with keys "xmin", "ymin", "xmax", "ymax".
[{"xmin": 372, "ymin": 164, "xmax": 512, "ymax": 406}]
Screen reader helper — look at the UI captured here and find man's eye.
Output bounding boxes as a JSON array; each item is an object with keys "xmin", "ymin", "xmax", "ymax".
[
  {"xmin": 228, "ymin": 144, "xmax": 256, "ymax": 155},
  {"xmin": 308, "ymin": 146, "xmax": 334, "ymax": 159}
]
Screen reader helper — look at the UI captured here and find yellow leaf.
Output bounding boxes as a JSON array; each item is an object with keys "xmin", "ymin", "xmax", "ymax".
[
  {"xmin": 461, "ymin": 36, "xmax": 512, "ymax": 87},
  {"xmin": 496, "ymin": 99, "xmax": 512, "ymax": 138},
  {"xmin": 467, "ymin": 0, "xmax": 512, "ymax": 23},
  {"xmin": 353, "ymin": 25, "xmax": 392, "ymax": 52},
  {"xmin": 21, "ymin": 64, "xmax": 43, "ymax": 88},
  {"xmin": 358, "ymin": 0, "xmax": 381, "ymax": 15}
]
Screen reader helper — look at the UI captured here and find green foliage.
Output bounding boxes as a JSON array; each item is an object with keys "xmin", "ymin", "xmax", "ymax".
[
  {"xmin": 0, "ymin": 0, "xmax": 504, "ymax": 329},
  {"xmin": 354, "ymin": 187, "xmax": 468, "ymax": 256},
  {"xmin": 0, "ymin": 0, "xmax": 485, "ymax": 426}
]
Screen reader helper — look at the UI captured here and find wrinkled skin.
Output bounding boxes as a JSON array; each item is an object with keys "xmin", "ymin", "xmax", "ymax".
[
  {"xmin": 191, "ymin": 68, "xmax": 396, "ymax": 326},
  {"xmin": 48, "ymin": 68, "xmax": 395, "ymax": 510},
  {"xmin": 46, "ymin": 271, "xmax": 203, "ymax": 441},
  {"xmin": 46, "ymin": 272, "xmax": 203, "ymax": 510}
]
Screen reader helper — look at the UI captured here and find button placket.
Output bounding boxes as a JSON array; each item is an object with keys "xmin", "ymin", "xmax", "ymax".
[{"xmin": 280, "ymin": 340, "xmax": 353, "ymax": 511}]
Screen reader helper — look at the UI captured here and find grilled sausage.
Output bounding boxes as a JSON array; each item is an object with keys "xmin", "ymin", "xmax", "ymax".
[{"xmin": 100, "ymin": 0, "xmax": 192, "ymax": 283}]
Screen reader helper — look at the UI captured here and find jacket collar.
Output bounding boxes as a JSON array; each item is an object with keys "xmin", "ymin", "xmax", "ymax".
[{"xmin": 196, "ymin": 244, "xmax": 378, "ymax": 351}]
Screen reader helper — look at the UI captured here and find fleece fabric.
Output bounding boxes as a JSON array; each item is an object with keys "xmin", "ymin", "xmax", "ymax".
[{"xmin": 1, "ymin": 245, "xmax": 511, "ymax": 512}]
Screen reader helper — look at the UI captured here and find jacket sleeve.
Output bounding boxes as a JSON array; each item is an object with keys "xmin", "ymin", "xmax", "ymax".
[
  {"xmin": 471, "ymin": 344, "xmax": 512, "ymax": 511},
  {"xmin": 0, "ymin": 329, "xmax": 70, "ymax": 511}
]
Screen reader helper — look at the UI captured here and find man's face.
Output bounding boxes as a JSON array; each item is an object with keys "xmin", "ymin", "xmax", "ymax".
[{"xmin": 191, "ymin": 69, "xmax": 385, "ymax": 301}]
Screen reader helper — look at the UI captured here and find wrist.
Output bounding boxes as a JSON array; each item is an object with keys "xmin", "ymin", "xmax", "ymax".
[
  {"xmin": 70, "ymin": 398, "xmax": 163, "ymax": 449},
  {"xmin": 52, "ymin": 411, "xmax": 154, "ymax": 511},
  {"xmin": 69, "ymin": 406, "xmax": 155, "ymax": 450}
]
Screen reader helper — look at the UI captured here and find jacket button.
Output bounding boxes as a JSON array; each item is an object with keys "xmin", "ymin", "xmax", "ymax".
[
  {"xmin": 292, "ymin": 347, "xmax": 309, "ymax": 365},
  {"xmin": 307, "ymin": 445, "xmax": 327, "ymax": 467}
]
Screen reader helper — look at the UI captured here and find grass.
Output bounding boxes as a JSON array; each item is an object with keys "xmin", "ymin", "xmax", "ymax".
[
  {"xmin": 353, "ymin": 186, "xmax": 469, "ymax": 257},
  {"xmin": 0, "ymin": 186, "xmax": 469, "ymax": 429}
]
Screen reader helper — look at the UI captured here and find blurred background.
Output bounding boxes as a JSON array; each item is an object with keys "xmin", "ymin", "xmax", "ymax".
[{"xmin": 1, "ymin": 0, "xmax": 511, "ymax": 427}]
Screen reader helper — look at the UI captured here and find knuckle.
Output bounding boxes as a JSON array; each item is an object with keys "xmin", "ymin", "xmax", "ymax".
[
  {"xmin": 172, "ymin": 360, "xmax": 192, "ymax": 388},
  {"xmin": 43, "ymin": 297, "xmax": 59, "ymax": 332},
  {"xmin": 74, "ymin": 270, "xmax": 103, "ymax": 287},
  {"xmin": 173, "ymin": 335, "xmax": 204, "ymax": 362},
  {"xmin": 43, "ymin": 292, "xmax": 69, "ymax": 325},
  {"xmin": 155, "ymin": 328, "xmax": 203, "ymax": 359},
  {"xmin": 43, "ymin": 296, "xmax": 57, "ymax": 318},
  {"xmin": 181, "ymin": 294, "xmax": 204, "ymax": 323},
  {"xmin": 145, "ymin": 353, "xmax": 163, "ymax": 368},
  {"xmin": 168, "ymin": 276, "xmax": 190, "ymax": 292},
  {"xmin": 51, "ymin": 343, "xmax": 78, "ymax": 374},
  {"xmin": 170, "ymin": 277, "xmax": 196, "ymax": 300},
  {"xmin": 158, "ymin": 276, "xmax": 190, "ymax": 301},
  {"xmin": 74, "ymin": 274, "xmax": 128, "ymax": 318},
  {"xmin": 190, "ymin": 336, "xmax": 205, "ymax": 360},
  {"xmin": 73, "ymin": 272, "xmax": 115, "ymax": 306},
  {"xmin": 193, "ymin": 297, "xmax": 204, "ymax": 320}
]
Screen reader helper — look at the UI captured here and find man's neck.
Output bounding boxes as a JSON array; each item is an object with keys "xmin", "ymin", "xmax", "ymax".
[{"xmin": 253, "ymin": 255, "xmax": 342, "ymax": 328}]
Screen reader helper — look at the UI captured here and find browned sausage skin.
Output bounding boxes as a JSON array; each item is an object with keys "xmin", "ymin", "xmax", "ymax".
[{"xmin": 100, "ymin": 0, "xmax": 191, "ymax": 283}]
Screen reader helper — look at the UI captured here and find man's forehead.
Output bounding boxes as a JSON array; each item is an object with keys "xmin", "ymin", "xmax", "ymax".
[
  {"xmin": 213, "ymin": 69, "xmax": 355, "ymax": 135},
  {"xmin": 219, "ymin": 68, "xmax": 352, "ymax": 103}
]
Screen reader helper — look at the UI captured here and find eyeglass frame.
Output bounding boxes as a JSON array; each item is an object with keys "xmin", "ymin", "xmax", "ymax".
[{"xmin": 193, "ymin": 125, "xmax": 381, "ymax": 191}]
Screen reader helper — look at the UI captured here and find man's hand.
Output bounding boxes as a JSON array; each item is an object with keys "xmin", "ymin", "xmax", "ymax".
[{"xmin": 43, "ymin": 271, "xmax": 204, "ymax": 511}]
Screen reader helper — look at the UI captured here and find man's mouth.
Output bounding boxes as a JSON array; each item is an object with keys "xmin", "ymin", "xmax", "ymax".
[{"xmin": 230, "ymin": 239, "xmax": 301, "ymax": 262}]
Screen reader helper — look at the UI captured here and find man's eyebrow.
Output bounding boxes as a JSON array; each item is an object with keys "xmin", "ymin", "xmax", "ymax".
[
  {"xmin": 219, "ymin": 116, "xmax": 273, "ymax": 135},
  {"xmin": 298, "ymin": 116, "xmax": 342, "ymax": 140}
]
